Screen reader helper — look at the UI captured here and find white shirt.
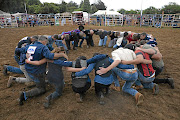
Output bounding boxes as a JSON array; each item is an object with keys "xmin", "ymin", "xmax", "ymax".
[{"xmin": 111, "ymin": 48, "xmax": 137, "ymax": 71}]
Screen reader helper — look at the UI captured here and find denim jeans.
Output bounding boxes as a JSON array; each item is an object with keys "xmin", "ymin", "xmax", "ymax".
[
  {"xmin": 112, "ymin": 68, "xmax": 138, "ymax": 96},
  {"xmin": 25, "ymin": 73, "xmax": 46, "ymax": 98},
  {"xmin": 47, "ymin": 79, "xmax": 64, "ymax": 100},
  {"xmin": 79, "ymin": 37, "xmax": 85, "ymax": 47},
  {"xmin": 98, "ymin": 36, "xmax": 108, "ymax": 46},
  {"xmin": 135, "ymin": 70, "xmax": 155, "ymax": 89},
  {"xmin": 55, "ymin": 40, "xmax": 68, "ymax": 50},
  {"xmin": 108, "ymin": 39, "xmax": 117, "ymax": 48},
  {"xmin": 7, "ymin": 65, "xmax": 23, "ymax": 74}
]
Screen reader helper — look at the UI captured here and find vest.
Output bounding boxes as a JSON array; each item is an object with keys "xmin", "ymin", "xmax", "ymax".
[
  {"xmin": 94, "ymin": 57, "xmax": 112, "ymax": 77},
  {"xmin": 72, "ymin": 60, "xmax": 88, "ymax": 88},
  {"xmin": 135, "ymin": 50, "xmax": 155, "ymax": 77}
]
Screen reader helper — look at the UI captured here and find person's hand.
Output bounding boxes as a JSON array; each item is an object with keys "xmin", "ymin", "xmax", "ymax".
[
  {"xmin": 136, "ymin": 47, "xmax": 141, "ymax": 50},
  {"xmin": 96, "ymin": 67, "xmax": 107, "ymax": 75},
  {"xmin": 47, "ymin": 59, "xmax": 54, "ymax": 63},
  {"xmin": 26, "ymin": 53, "xmax": 31, "ymax": 59},
  {"xmin": 25, "ymin": 59, "xmax": 30, "ymax": 63}
]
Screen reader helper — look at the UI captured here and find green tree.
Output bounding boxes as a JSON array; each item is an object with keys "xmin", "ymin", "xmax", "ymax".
[
  {"xmin": 161, "ymin": 2, "xmax": 180, "ymax": 14},
  {"xmin": 66, "ymin": 1, "xmax": 78, "ymax": 13},
  {"xmin": 143, "ymin": 6, "xmax": 158, "ymax": 14},
  {"xmin": 82, "ymin": 0, "xmax": 91, "ymax": 13},
  {"xmin": 91, "ymin": 4, "xmax": 98, "ymax": 13},
  {"xmin": 95, "ymin": 0, "xmax": 106, "ymax": 10},
  {"xmin": 118, "ymin": 8, "xmax": 126, "ymax": 14}
]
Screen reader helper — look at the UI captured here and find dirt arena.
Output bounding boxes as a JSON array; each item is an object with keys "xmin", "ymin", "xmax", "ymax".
[{"xmin": 0, "ymin": 25, "xmax": 180, "ymax": 120}]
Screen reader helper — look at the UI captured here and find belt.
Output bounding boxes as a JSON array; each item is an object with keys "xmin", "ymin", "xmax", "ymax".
[
  {"xmin": 148, "ymin": 73, "xmax": 155, "ymax": 78},
  {"xmin": 122, "ymin": 70, "xmax": 137, "ymax": 74}
]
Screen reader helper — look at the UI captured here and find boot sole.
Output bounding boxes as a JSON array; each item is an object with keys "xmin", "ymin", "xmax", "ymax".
[{"xmin": 136, "ymin": 94, "xmax": 144, "ymax": 106}]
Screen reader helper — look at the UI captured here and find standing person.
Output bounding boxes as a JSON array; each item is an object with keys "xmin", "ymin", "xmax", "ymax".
[
  {"xmin": 97, "ymin": 29, "xmax": 110, "ymax": 47},
  {"xmin": 108, "ymin": 31, "xmax": 118, "ymax": 48},
  {"xmin": 83, "ymin": 29, "xmax": 94, "ymax": 48},
  {"xmin": 16, "ymin": 35, "xmax": 68, "ymax": 106},
  {"xmin": 97, "ymin": 44, "xmax": 146, "ymax": 105}
]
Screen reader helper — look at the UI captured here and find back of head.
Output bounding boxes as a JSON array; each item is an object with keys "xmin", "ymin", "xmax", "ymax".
[
  {"xmin": 31, "ymin": 35, "xmax": 39, "ymax": 41},
  {"xmin": 75, "ymin": 56, "xmax": 87, "ymax": 68},
  {"xmin": 141, "ymin": 32, "xmax": 147, "ymax": 36},
  {"xmin": 39, "ymin": 35, "xmax": 48, "ymax": 42},
  {"xmin": 124, "ymin": 32, "xmax": 128, "ymax": 37},
  {"xmin": 132, "ymin": 34, "xmax": 140, "ymax": 40},
  {"xmin": 124, "ymin": 43, "xmax": 136, "ymax": 51},
  {"xmin": 93, "ymin": 53, "xmax": 100, "ymax": 57},
  {"xmin": 53, "ymin": 34, "xmax": 58, "ymax": 40}
]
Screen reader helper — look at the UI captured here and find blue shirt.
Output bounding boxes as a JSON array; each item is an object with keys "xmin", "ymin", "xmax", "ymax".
[
  {"xmin": 75, "ymin": 63, "xmax": 113, "ymax": 85},
  {"xmin": 75, "ymin": 58, "xmax": 134, "ymax": 85},
  {"xmin": 24, "ymin": 41, "xmax": 54, "ymax": 74}
]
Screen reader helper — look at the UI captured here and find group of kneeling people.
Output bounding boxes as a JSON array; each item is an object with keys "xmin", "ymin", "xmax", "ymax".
[{"xmin": 4, "ymin": 31, "xmax": 174, "ymax": 108}]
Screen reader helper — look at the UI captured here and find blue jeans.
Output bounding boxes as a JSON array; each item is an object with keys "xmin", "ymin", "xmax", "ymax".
[
  {"xmin": 47, "ymin": 79, "xmax": 64, "ymax": 100},
  {"xmin": 7, "ymin": 65, "xmax": 23, "ymax": 74},
  {"xmin": 98, "ymin": 36, "xmax": 108, "ymax": 46},
  {"xmin": 55, "ymin": 40, "xmax": 68, "ymax": 50},
  {"xmin": 79, "ymin": 37, "xmax": 85, "ymax": 47},
  {"xmin": 135, "ymin": 70, "xmax": 155, "ymax": 89},
  {"xmin": 112, "ymin": 68, "xmax": 138, "ymax": 96}
]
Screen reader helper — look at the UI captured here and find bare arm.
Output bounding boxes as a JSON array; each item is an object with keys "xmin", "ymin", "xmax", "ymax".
[
  {"xmin": 136, "ymin": 47, "xmax": 156, "ymax": 55},
  {"xmin": 121, "ymin": 54, "xmax": 152, "ymax": 65},
  {"xmin": 65, "ymin": 67, "xmax": 86, "ymax": 72},
  {"xmin": 151, "ymin": 47, "xmax": 162, "ymax": 60},
  {"xmin": 25, "ymin": 58, "xmax": 47, "ymax": 65}
]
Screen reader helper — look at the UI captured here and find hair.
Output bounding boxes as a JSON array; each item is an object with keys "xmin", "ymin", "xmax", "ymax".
[
  {"xmin": 53, "ymin": 34, "xmax": 58, "ymax": 39},
  {"xmin": 93, "ymin": 53, "xmax": 100, "ymax": 57},
  {"xmin": 38, "ymin": 35, "xmax": 48, "ymax": 42},
  {"xmin": 79, "ymin": 31, "xmax": 84, "ymax": 37},
  {"xmin": 124, "ymin": 43, "xmax": 136, "ymax": 51},
  {"xmin": 75, "ymin": 56, "xmax": 87, "ymax": 68},
  {"xmin": 132, "ymin": 34, "xmax": 140, "ymax": 40},
  {"xmin": 31, "ymin": 36, "xmax": 39, "ymax": 41},
  {"xmin": 124, "ymin": 32, "xmax": 128, "ymax": 37},
  {"xmin": 140, "ymin": 32, "xmax": 147, "ymax": 36}
]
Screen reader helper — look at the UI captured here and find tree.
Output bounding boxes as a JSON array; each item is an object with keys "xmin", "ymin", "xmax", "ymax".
[
  {"xmin": 66, "ymin": 1, "xmax": 78, "ymax": 13},
  {"xmin": 118, "ymin": 8, "xmax": 126, "ymax": 14},
  {"xmin": 143, "ymin": 6, "xmax": 159, "ymax": 14},
  {"xmin": 161, "ymin": 2, "xmax": 180, "ymax": 14},
  {"xmin": 91, "ymin": 4, "xmax": 98, "ymax": 13},
  {"xmin": 95, "ymin": 0, "xmax": 106, "ymax": 10},
  {"xmin": 79, "ymin": 0, "xmax": 84, "ymax": 8},
  {"xmin": 82, "ymin": 0, "xmax": 91, "ymax": 13}
]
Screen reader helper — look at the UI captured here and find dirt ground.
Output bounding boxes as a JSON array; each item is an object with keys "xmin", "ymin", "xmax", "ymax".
[{"xmin": 0, "ymin": 25, "xmax": 180, "ymax": 120}]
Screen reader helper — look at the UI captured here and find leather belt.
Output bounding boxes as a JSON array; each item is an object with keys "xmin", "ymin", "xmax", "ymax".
[{"xmin": 122, "ymin": 70, "xmax": 137, "ymax": 74}]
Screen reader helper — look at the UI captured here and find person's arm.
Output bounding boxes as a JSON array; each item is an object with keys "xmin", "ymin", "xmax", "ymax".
[
  {"xmin": 87, "ymin": 54, "xmax": 108, "ymax": 64},
  {"xmin": 75, "ymin": 63, "xmax": 95, "ymax": 77},
  {"xmin": 65, "ymin": 67, "xmax": 86, "ymax": 72},
  {"xmin": 121, "ymin": 54, "xmax": 152, "ymax": 65},
  {"xmin": 53, "ymin": 59, "xmax": 72, "ymax": 67},
  {"xmin": 25, "ymin": 58, "xmax": 47, "ymax": 65},
  {"xmin": 42, "ymin": 46, "xmax": 68, "ymax": 60},
  {"xmin": 136, "ymin": 47, "xmax": 156, "ymax": 55},
  {"xmin": 96, "ymin": 60, "xmax": 121, "ymax": 75},
  {"xmin": 108, "ymin": 58, "xmax": 134, "ymax": 69},
  {"xmin": 151, "ymin": 47, "xmax": 162, "ymax": 60}
]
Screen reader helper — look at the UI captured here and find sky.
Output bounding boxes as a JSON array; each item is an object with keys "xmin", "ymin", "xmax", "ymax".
[{"xmin": 40, "ymin": 0, "xmax": 180, "ymax": 11}]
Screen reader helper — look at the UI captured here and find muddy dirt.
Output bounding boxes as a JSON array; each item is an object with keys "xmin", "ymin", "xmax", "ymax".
[{"xmin": 0, "ymin": 25, "xmax": 180, "ymax": 120}]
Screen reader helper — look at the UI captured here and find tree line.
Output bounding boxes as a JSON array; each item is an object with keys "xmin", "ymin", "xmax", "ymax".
[{"xmin": 0, "ymin": 0, "xmax": 179, "ymax": 14}]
